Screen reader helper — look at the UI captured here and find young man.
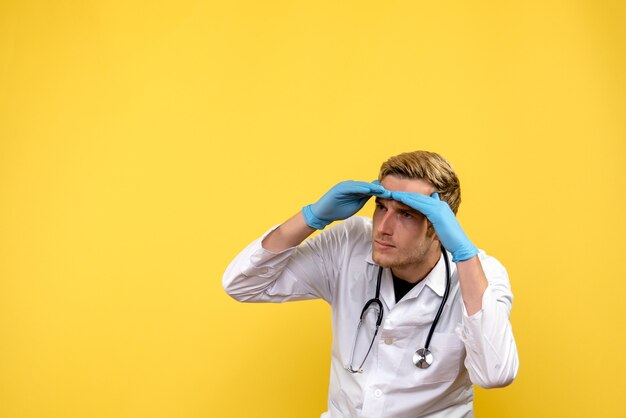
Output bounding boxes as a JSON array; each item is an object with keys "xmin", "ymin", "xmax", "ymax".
[{"xmin": 223, "ymin": 151, "xmax": 518, "ymax": 417}]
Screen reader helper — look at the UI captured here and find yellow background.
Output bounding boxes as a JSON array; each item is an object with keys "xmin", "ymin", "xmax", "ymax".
[{"xmin": 1, "ymin": 1, "xmax": 625, "ymax": 417}]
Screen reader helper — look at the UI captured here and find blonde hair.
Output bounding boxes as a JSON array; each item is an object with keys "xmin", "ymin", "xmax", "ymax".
[{"xmin": 378, "ymin": 151, "xmax": 461, "ymax": 214}]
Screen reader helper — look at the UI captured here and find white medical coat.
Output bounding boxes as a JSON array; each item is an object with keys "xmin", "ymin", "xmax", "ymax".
[{"xmin": 223, "ymin": 216, "xmax": 519, "ymax": 417}]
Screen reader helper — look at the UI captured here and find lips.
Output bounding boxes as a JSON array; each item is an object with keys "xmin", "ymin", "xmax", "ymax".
[{"xmin": 374, "ymin": 239, "xmax": 395, "ymax": 249}]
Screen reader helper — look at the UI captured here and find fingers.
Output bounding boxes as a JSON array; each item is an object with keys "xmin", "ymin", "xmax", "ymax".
[
  {"xmin": 391, "ymin": 191, "xmax": 440, "ymax": 217},
  {"xmin": 391, "ymin": 191, "xmax": 432, "ymax": 206},
  {"xmin": 341, "ymin": 180, "xmax": 391, "ymax": 198},
  {"xmin": 369, "ymin": 179, "xmax": 392, "ymax": 198},
  {"xmin": 337, "ymin": 181, "xmax": 445, "ymax": 208}
]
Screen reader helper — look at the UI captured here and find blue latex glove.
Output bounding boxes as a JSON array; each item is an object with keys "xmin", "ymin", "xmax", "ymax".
[
  {"xmin": 303, "ymin": 180, "xmax": 391, "ymax": 230},
  {"xmin": 391, "ymin": 191, "xmax": 478, "ymax": 262}
]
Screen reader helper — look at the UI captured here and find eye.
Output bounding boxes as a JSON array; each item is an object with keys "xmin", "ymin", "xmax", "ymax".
[
  {"xmin": 376, "ymin": 203, "xmax": 387, "ymax": 211},
  {"xmin": 401, "ymin": 211, "xmax": 413, "ymax": 219}
]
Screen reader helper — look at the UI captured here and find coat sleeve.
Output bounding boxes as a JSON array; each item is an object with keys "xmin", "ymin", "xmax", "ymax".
[
  {"xmin": 456, "ymin": 252, "xmax": 520, "ymax": 388},
  {"xmin": 222, "ymin": 220, "xmax": 351, "ymax": 304}
]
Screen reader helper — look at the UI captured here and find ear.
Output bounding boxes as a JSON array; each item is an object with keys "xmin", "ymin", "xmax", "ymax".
[{"xmin": 426, "ymin": 220, "xmax": 438, "ymax": 240}]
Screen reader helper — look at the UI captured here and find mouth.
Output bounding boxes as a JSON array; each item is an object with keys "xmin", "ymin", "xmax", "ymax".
[{"xmin": 374, "ymin": 239, "xmax": 395, "ymax": 249}]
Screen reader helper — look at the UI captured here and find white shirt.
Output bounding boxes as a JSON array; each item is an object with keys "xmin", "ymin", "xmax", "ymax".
[{"xmin": 223, "ymin": 217, "xmax": 519, "ymax": 418}]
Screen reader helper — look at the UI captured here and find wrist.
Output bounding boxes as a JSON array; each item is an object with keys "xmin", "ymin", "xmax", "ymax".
[
  {"xmin": 302, "ymin": 205, "xmax": 332, "ymax": 230},
  {"xmin": 451, "ymin": 243, "xmax": 479, "ymax": 263}
]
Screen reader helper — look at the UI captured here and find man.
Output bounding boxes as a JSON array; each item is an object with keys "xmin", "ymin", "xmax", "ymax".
[{"xmin": 223, "ymin": 151, "xmax": 518, "ymax": 417}]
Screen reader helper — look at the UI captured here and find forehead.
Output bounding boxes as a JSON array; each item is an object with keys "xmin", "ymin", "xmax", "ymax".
[{"xmin": 380, "ymin": 175, "xmax": 435, "ymax": 195}]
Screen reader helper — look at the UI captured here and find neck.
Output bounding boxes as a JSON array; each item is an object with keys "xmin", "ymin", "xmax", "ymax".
[{"xmin": 392, "ymin": 242, "xmax": 442, "ymax": 284}]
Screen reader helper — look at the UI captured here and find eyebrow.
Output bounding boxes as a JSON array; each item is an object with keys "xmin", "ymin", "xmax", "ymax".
[{"xmin": 375, "ymin": 198, "xmax": 420, "ymax": 215}]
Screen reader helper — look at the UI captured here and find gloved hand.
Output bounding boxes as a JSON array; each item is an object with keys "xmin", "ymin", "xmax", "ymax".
[
  {"xmin": 303, "ymin": 180, "xmax": 391, "ymax": 230},
  {"xmin": 391, "ymin": 191, "xmax": 478, "ymax": 262}
]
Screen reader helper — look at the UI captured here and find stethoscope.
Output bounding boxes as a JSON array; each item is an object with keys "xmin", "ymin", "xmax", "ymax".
[{"xmin": 345, "ymin": 246, "xmax": 451, "ymax": 373}]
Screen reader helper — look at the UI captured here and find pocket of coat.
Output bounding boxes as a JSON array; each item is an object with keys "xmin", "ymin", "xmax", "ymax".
[
  {"xmin": 412, "ymin": 332, "xmax": 465, "ymax": 385},
  {"xmin": 328, "ymin": 399, "xmax": 345, "ymax": 417}
]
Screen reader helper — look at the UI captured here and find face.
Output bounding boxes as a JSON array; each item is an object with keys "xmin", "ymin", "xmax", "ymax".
[{"xmin": 371, "ymin": 176, "xmax": 440, "ymax": 278}]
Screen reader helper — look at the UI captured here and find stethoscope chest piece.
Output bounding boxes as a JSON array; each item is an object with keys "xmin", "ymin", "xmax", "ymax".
[{"xmin": 413, "ymin": 348, "xmax": 433, "ymax": 369}]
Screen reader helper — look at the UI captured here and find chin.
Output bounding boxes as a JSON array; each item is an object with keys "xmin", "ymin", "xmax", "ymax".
[{"xmin": 372, "ymin": 252, "xmax": 395, "ymax": 268}]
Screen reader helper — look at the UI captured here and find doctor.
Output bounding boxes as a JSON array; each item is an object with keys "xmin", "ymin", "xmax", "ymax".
[{"xmin": 223, "ymin": 150, "xmax": 518, "ymax": 417}]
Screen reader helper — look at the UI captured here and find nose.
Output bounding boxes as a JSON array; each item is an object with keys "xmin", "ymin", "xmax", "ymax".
[{"xmin": 376, "ymin": 211, "xmax": 395, "ymax": 236}]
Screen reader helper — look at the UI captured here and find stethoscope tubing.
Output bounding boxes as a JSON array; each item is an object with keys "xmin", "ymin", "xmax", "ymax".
[
  {"xmin": 423, "ymin": 247, "xmax": 451, "ymax": 351},
  {"xmin": 371, "ymin": 246, "xmax": 451, "ymax": 364},
  {"xmin": 346, "ymin": 246, "xmax": 452, "ymax": 373}
]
